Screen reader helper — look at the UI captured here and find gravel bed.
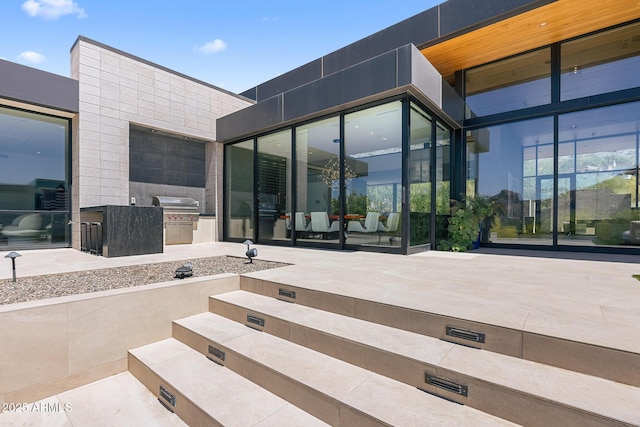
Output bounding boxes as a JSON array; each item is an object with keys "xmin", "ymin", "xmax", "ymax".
[{"xmin": 0, "ymin": 256, "xmax": 288, "ymax": 306}]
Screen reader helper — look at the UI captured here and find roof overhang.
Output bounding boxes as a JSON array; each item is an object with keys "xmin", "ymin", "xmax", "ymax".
[{"xmin": 421, "ymin": 0, "xmax": 640, "ymax": 82}]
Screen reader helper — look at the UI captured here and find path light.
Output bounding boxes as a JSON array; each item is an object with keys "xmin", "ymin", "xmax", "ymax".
[
  {"xmin": 174, "ymin": 261, "xmax": 193, "ymax": 279},
  {"xmin": 243, "ymin": 239, "xmax": 257, "ymax": 264},
  {"xmin": 4, "ymin": 251, "xmax": 22, "ymax": 282}
]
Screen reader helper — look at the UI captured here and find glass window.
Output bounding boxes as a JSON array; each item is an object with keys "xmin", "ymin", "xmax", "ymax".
[
  {"xmin": 562, "ymin": 21, "xmax": 640, "ymax": 101},
  {"xmin": 257, "ymin": 130, "xmax": 291, "ymax": 243},
  {"xmin": 344, "ymin": 101, "xmax": 402, "ymax": 248},
  {"xmin": 558, "ymin": 102, "xmax": 640, "ymax": 247},
  {"xmin": 465, "ymin": 48, "xmax": 551, "ymax": 118},
  {"xmin": 295, "ymin": 117, "xmax": 340, "ymax": 246},
  {"xmin": 467, "ymin": 117, "xmax": 555, "ymax": 245},
  {"xmin": 225, "ymin": 139, "xmax": 254, "ymax": 240},
  {"xmin": 435, "ymin": 121, "xmax": 451, "ymax": 246},
  {"xmin": 0, "ymin": 106, "xmax": 70, "ymax": 249},
  {"xmin": 409, "ymin": 105, "xmax": 432, "ymax": 247}
]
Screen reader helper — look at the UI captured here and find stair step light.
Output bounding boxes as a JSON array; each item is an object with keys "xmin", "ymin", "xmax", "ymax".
[
  {"xmin": 247, "ymin": 314, "xmax": 265, "ymax": 328},
  {"xmin": 446, "ymin": 325, "xmax": 486, "ymax": 344},
  {"xmin": 425, "ymin": 374, "xmax": 469, "ymax": 397},
  {"xmin": 207, "ymin": 345, "xmax": 226, "ymax": 365},
  {"xmin": 278, "ymin": 288, "xmax": 296, "ymax": 299},
  {"xmin": 159, "ymin": 385, "xmax": 176, "ymax": 412}
]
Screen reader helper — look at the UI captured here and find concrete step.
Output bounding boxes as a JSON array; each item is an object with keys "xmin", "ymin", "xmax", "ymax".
[
  {"xmin": 172, "ymin": 310, "xmax": 517, "ymax": 426},
  {"xmin": 239, "ymin": 275, "xmax": 640, "ymax": 388},
  {"xmin": 128, "ymin": 338, "xmax": 328, "ymax": 427},
  {"xmin": 204, "ymin": 290, "xmax": 640, "ymax": 427}
]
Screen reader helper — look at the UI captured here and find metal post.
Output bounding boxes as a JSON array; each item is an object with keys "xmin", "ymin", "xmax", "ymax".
[
  {"xmin": 4, "ymin": 252, "xmax": 21, "ymax": 282},
  {"xmin": 11, "ymin": 257, "xmax": 16, "ymax": 282}
]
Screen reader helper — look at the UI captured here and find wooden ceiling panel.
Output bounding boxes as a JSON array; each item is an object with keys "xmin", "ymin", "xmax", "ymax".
[{"xmin": 421, "ymin": 0, "xmax": 640, "ymax": 82}]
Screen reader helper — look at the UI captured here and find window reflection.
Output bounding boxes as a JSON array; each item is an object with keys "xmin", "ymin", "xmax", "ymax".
[
  {"xmin": 465, "ymin": 48, "xmax": 551, "ymax": 118},
  {"xmin": 0, "ymin": 106, "xmax": 70, "ymax": 249},
  {"xmin": 225, "ymin": 140, "xmax": 254, "ymax": 240},
  {"xmin": 559, "ymin": 103, "xmax": 640, "ymax": 246},
  {"xmin": 562, "ymin": 21, "xmax": 640, "ymax": 101},
  {"xmin": 409, "ymin": 106, "xmax": 432, "ymax": 247},
  {"xmin": 345, "ymin": 102, "xmax": 402, "ymax": 247},
  {"xmin": 295, "ymin": 117, "xmax": 340, "ymax": 245},
  {"xmin": 257, "ymin": 130, "xmax": 291, "ymax": 243},
  {"xmin": 467, "ymin": 117, "xmax": 555, "ymax": 245}
]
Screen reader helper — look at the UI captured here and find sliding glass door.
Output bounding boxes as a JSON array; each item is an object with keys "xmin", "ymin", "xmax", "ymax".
[{"xmin": 295, "ymin": 117, "xmax": 341, "ymax": 247}]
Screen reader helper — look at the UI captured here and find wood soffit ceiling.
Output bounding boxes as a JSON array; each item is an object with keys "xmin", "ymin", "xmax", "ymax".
[{"xmin": 421, "ymin": 0, "xmax": 640, "ymax": 82}]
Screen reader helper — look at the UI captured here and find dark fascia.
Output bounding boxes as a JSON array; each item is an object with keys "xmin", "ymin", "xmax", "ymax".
[
  {"xmin": 0, "ymin": 58, "xmax": 79, "ymax": 113},
  {"xmin": 216, "ymin": 44, "xmax": 464, "ymax": 143},
  {"xmin": 71, "ymin": 36, "xmax": 255, "ymax": 104},
  {"xmin": 240, "ymin": 0, "xmax": 556, "ymax": 102}
]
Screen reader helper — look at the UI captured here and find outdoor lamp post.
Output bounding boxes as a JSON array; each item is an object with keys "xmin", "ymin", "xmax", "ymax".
[
  {"xmin": 243, "ymin": 239, "xmax": 257, "ymax": 264},
  {"xmin": 4, "ymin": 251, "xmax": 22, "ymax": 282}
]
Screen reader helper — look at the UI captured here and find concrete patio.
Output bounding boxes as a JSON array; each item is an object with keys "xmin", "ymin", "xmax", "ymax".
[{"xmin": 1, "ymin": 243, "xmax": 639, "ymax": 425}]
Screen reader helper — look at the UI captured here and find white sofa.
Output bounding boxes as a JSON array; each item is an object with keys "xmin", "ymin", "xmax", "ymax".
[{"xmin": 2, "ymin": 213, "xmax": 47, "ymax": 238}]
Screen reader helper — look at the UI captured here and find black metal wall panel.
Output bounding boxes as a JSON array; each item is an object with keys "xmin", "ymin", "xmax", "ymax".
[
  {"xmin": 243, "ymin": 59, "xmax": 323, "ymax": 102},
  {"xmin": 217, "ymin": 95, "xmax": 284, "ymax": 141},
  {"xmin": 323, "ymin": 8, "xmax": 439, "ymax": 76},
  {"xmin": 240, "ymin": 86, "xmax": 258, "ymax": 101},
  {"xmin": 0, "ymin": 59, "xmax": 78, "ymax": 112},
  {"xmin": 283, "ymin": 51, "xmax": 398, "ymax": 122}
]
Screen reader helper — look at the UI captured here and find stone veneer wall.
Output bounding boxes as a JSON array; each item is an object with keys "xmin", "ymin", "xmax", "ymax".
[{"xmin": 70, "ymin": 38, "xmax": 253, "ymax": 248}]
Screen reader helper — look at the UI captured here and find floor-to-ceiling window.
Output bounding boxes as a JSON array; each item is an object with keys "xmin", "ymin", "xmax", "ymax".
[
  {"xmin": 0, "ymin": 106, "xmax": 70, "ymax": 250},
  {"xmin": 344, "ymin": 102, "xmax": 403, "ymax": 248},
  {"xmin": 435, "ymin": 121, "xmax": 452, "ymax": 246},
  {"xmin": 224, "ymin": 97, "xmax": 451, "ymax": 253},
  {"xmin": 257, "ymin": 130, "xmax": 291, "ymax": 244},
  {"xmin": 295, "ymin": 117, "xmax": 341, "ymax": 247},
  {"xmin": 464, "ymin": 19, "xmax": 640, "ymax": 252},
  {"xmin": 225, "ymin": 139, "xmax": 254, "ymax": 240},
  {"xmin": 558, "ymin": 102, "xmax": 640, "ymax": 247},
  {"xmin": 409, "ymin": 105, "xmax": 433, "ymax": 247},
  {"xmin": 467, "ymin": 117, "xmax": 555, "ymax": 245}
]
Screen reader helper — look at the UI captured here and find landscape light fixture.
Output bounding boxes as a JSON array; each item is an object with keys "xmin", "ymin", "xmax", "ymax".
[
  {"xmin": 243, "ymin": 239, "xmax": 257, "ymax": 264},
  {"xmin": 4, "ymin": 251, "xmax": 22, "ymax": 282},
  {"xmin": 174, "ymin": 261, "xmax": 193, "ymax": 279}
]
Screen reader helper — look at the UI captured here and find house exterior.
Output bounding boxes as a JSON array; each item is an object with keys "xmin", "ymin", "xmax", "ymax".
[{"xmin": 2, "ymin": 0, "xmax": 640, "ymax": 255}]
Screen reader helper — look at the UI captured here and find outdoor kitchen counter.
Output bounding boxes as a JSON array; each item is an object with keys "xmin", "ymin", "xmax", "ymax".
[{"xmin": 80, "ymin": 205, "xmax": 163, "ymax": 257}]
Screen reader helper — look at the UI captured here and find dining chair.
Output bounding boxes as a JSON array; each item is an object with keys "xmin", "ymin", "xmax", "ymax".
[
  {"xmin": 310, "ymin": 212, "xmax": 340, "ymax": 237},
  {"xmin": 284, "ymin": 213, "xmax": 291, "ymax": 231},
  {"xmin": 347, "ymin": 212, "xmax": 379, "ymax": 233},
  {"xmin": 378, "ymin": 212, "xmax": 399, "ymax": 232},
  {"xmin": 377, "ymin": 212, "xmax": 400, "ymax": 244},
  {"xmin": 295, "ymin": 212, "xmax": 311, "ymax": 232}
]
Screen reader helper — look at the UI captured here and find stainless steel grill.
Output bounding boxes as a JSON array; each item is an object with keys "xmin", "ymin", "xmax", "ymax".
[{"xmin": 152, "ymin": 196, "xmax": 200, "ymax": 245}]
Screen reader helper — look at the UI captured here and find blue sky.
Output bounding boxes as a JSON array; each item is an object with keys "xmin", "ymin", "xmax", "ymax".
[{"xmin": 0, "ymin": 0, "xmax": 441, "ymax": 93}]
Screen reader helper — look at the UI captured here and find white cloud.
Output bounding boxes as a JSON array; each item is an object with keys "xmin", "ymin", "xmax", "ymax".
[
  {"xmin": 195, "ymin": 39, "xmax": 227, "ymax": 54},
  {"xmin": 22, "ymin": 0, "xmax": 86, "ymax": 20},
  {"xmin": 17, "ymin": 51, "xmax": 46, "ymax": 64}
]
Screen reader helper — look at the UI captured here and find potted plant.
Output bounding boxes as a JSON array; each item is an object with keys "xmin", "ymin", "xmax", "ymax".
[
  {"xmin": 437, "ymin": 195, "xmax": 500, "ymax": 251},
  {"xmin": 466, "ymin": 195, "xmax": 499, "ymax": 244}
]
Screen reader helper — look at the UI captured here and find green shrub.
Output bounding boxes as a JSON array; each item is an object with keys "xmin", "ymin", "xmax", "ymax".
[{"xmin": 437, "ymin": 205, "xmax": 478, "ymax": 252}]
